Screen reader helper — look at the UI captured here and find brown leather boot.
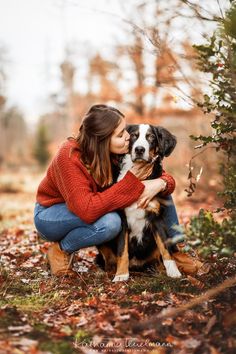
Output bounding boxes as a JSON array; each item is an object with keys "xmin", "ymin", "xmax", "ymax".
[
  {"xmin": 47, "ymin": 242, "xmax": 76, "ymax": 276},
  {"xmin": 172, "ymin": 242, "xmax": 210, "ymax": 275}
]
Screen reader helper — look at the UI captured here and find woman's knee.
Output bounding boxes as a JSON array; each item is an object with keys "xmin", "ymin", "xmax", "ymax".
[
  {"xmin": 97, "ymin": 212, "xmax": 122, "ymax": 241},
  {"xmin": 34, "ymin": 215, "xmax": 59, "ymax": 241},
  {"xmin": 34, "ymin": 203, "xmax": 84, "ymax": 241}
]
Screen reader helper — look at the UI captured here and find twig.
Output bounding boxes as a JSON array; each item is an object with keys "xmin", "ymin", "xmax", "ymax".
[
  {"xmin": 0, "ymin": 278, "xmax": 15, "ymax": 298},
  {"xmin": 185, "ymin": 146, "xmax": 217, "ymax": 197},
  {"xmin": 216, "ymin": 0, "xmax": 225, "ymax": 20},
  {"xmin": 133, "ymin": 275, "xmax": 236, "ymax": 331},
  {"xmin": 180, "ymin": 0, "xmax": 220, "ymax": 22}
]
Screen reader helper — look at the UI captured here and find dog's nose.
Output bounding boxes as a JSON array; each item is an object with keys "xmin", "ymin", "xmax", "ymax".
[{"xmin": 135, "ymin": 146, "xmax": 145, "ymax": 155}]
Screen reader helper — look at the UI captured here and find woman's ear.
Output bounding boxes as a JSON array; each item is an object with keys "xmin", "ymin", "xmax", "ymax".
[{"xmin": 153, "ymin": 126, "xmax": 177, "ymax": 157}]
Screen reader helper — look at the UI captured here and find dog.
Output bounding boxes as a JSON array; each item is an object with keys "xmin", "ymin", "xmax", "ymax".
[{"xmin": 97, "ymin": 123, "xmax": 182, "ymax": 282}]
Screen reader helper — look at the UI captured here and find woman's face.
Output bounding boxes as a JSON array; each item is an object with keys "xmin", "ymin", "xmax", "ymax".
[{"xmin": 110, "ymin": 118, "xmax": 130, "ymax": 154}]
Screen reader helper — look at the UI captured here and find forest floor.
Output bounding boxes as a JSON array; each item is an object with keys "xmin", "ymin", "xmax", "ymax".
[{"xmin": 0, "ymin": 171, "xmax": 235, "ymax": 354}]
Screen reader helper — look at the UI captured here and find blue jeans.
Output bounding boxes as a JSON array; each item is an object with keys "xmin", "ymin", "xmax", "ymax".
[
  {"xmin": 34, "ymin": 203, "xmax": 122, "ymax": 254},
  {"xmin": 161, "ymin": 195, "xmax": 185, "ymax": 245},
  {"xmin": 34, "ymin": 195, "xmax": 184, "ymax": 254}
]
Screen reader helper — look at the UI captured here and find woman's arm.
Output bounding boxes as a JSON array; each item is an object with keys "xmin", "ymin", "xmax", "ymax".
[
  {"xmin": 66, "ymin": 171, "xmax": 145, "ymax": 223},
  {"xmin": 48, "ymin": 146, "xmax": 146, "ymax": 223},
  {"xmin": 159, "ymin": 170, "xmax": 176, "ymax": 196},
  {"xmin": 137, "ymin": 171, "xmax": 176, "ymax": 209},
  {"xmin": 38, "ymin": 141, "xmax": 175, "ymax": 222}
]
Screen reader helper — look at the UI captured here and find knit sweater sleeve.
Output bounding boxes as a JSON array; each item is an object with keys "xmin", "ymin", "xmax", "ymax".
[
  {"xmin": 159, "ymin": 169, "xmax": 176, "ymax": 196},
  {"xmin": 49, "ymin": 143, "xmax": 144, "ymax": 224}
]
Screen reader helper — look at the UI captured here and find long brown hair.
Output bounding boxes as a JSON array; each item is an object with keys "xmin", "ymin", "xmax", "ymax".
[{"xmin": 76, "ymin": 104, "xmax": 124, "ymax": 187}]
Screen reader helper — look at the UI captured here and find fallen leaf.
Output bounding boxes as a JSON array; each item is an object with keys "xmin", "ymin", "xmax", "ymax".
[
  {"xmin": 156, "ymin": 300, "xmax": 167, "ymax": 307},
  {"xmin": 223, "ymin": 308, "xmax": 236, "ymax": 327},
  {"xmin": 208, "ymin": 345, "xmax": 221, "ymax": 354},
  {"xmin": 60, "ymin": 325, "xmax": 73, "ymax": 336},
  {"xmin": 76, "ymin": 316, "xmax": 88, "ymax": 327},
  {"xmin": 182, "ymin": 338, "xmax": 201, "ymax": 349},
  {"xmin": 17, "ymin": 337, "xmax": 38, "ymax": 347},
  {"xmin": 8, "ymin": 325, "xmax": 32, "ymax": 333},
  {"xmin": 205, "ymin": 315, "xmax": 217, "ymax": 334},
  {"xmin": 98, "ymin": 321, "xmax": 114, "ymax": 332},
  {"xmin": 161, "ymin": 318, "xmax": 173, "ymax": 326},
  {"xmin": 187, "ymin": 275, "xmax": 205, "ymax": 289}
]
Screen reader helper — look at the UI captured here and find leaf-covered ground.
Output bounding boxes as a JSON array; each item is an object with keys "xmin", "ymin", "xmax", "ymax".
[{"xmin": 0, "ymin": 174, "xmax": 235, "ymax": 354}]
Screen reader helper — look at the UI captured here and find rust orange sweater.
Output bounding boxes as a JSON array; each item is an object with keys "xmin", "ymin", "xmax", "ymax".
[{"xmin": 36, "ymin": 140, "xmax": 175, "ymax": 224}]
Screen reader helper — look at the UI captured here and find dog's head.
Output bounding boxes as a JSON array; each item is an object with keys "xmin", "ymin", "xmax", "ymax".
[{"xmin": 127, "ymin": 124, "xmax": 176, "ymax": 162}]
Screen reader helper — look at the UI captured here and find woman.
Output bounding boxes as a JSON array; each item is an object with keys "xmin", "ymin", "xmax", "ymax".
[{"xmin": 34, "ymin": 104, "xmax": 204, "ymax": 276}]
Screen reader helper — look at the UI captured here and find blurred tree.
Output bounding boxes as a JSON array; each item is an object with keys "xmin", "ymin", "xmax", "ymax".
[
  {"xmin": 128, "ymin": 35, "xmax": 145, "ymax": 115},
  {"xmin": 88, "ymin": 53, "xmax": 122, "ymax": 102},
  {"xmin": 191, "ymin": 1, "xmax": 236, "ymax": 211},
  {"xmin": 60, "ymin": 58, "xmax": 76, "ymax": 135},
  {"xmin": 0, "ymin": 44, "xmax": 29, "ymax": 167},
  {"xmin": 187, "ymin": 0, "xmax": 236, "ymax": 256},
  {"xmin": 0, "ymin": 106, "xmax": 27, "ymax": 167},
  {"xmin": 33, "ymin": 123, "xmax": 50, "ymax": 167},
  {"xmin": 0, "ymin": 44, "xmax": 8, "ymax": 97},
  {"xmin": 42, "ymin": 56, "xmax": 79, "ymax": 143},
  {"xmin": 60, "ymin": 59, "xmax": 75, "ymax": 95},
  {"xmin": 115, "ymin": 0, "xmax": 206, "ymax": 116}
]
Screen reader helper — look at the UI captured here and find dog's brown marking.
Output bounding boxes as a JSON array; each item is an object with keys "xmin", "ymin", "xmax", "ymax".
[
  {"xmin": 154, "ymin": 233, "xmax": 172, "ymax": 261},
  {"xmin": 114, "ymin": 230, "xmax": 129, "ymax": 278},
  {"xmin": 129, "ymin": 247, "xmax": 161, "ymax": 268},
  {"xmin": 98, "ymin": 245, "xmax": 116, "ymax": 271},
  {"xmin": 145, "ymin": 247, "xmax": 161, "ymax": 264},
  {"xmin": 145, "ymin": 199, "xmax": 161, "ymax": 215}
]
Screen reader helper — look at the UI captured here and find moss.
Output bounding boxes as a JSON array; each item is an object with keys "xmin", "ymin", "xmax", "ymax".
[
  {"xmin": 3, "ymin": 292, "xmax": 62, "ymax": 312},
  {"xmin": 39, "ymin": 339, "xmax": 77, "ymax": 354},
  {"xmin": 7, "ymin": 281, "xmax": 33, "ymax": 296},
  {"xmin": 128, "ymin": 274, "xmax": 199, "ymax": 294},
  {"xmin": 74, "ymin": 329, "xmax": 92, "ymax": 343},
  {"xmin": 119, "ymin": 300, "xmax": 134, "ymax": 308},
  {"xmin": 28, "ymin": 323, "xmax": 50, "ymax": 341},
  {"xmin": 0, "ymin": 306, "xmax": 23, "ymax": 328}
]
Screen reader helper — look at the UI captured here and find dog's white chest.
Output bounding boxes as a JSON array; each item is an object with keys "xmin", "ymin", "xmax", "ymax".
[
  {"xmin": 117, "ymin": 155, "xmax": 146, "ymax": 243},
  {"xmin": 125, "ymin": 204, "xmax": 146, "ymax": 243}
]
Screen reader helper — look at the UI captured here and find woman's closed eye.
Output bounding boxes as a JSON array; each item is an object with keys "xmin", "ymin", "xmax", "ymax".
[{"xmin": 118, "ymin": 130, "xmax": 125, "ymax": 138}]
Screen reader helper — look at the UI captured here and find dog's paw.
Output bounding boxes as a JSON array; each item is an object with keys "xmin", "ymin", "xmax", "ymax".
[
  {"xmin": 163, "ymin": 260, "xmax": 181, "ymax": 278},
  {"xmin": 112, "ymin": 273, "xmax": 129, "ymax": 282}
]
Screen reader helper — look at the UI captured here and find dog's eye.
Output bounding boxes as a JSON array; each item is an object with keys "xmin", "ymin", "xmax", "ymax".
[
  {"xmin": 130, "ymin": 133, "xmax": 138, "ymax": 139},
  {"xmin": 147, "ymin": 134, "xmax": 155, "ymax": 141}
]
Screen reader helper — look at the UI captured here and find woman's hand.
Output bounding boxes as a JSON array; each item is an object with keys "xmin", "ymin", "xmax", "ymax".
[
  {"xmin": 130, "ymin": 162, "xmax": 154, "ymax": 180},
  {"xmin": 137, "ymin": 179, "xmax": 167, "ymax": 209}
]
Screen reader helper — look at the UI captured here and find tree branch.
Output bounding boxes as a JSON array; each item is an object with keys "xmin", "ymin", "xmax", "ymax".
[{"xmin": 133, "ymin": 275, "xmax": 236, "ymax": 331}]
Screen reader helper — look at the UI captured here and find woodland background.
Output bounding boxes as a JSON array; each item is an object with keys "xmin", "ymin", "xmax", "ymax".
[{"xmin": 0, "ymin": 1, "xmax": 235, "ymax": 353}]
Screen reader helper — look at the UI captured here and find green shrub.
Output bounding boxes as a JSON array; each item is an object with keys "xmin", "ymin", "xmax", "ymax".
[
  {"xmin": 187, "ymin": 1, "xmax": 236, "ymax": 257},
  {"xmin": 187, "ymin": 209, "xmax": 236, "ymax": 258}
]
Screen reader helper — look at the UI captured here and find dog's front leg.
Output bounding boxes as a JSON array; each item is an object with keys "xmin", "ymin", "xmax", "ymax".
[
  {"xmin": 112, "ymin": 227, "xmax": 129, "ymax": 282},
  {"xmin": 154, "ymin": 233, "xmax": 181, "ymax": 278}
]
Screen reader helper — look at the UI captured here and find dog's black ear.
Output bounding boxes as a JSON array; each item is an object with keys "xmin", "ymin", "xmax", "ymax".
[{"xmin": 153, "ymin": 126, "xmax": 177, "ymax": 157}]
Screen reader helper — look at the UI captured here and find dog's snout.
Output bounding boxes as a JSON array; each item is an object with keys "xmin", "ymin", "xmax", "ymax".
[{"xmin": 135, "ymin": 146, "xmax": 145, "ymax": 155}]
